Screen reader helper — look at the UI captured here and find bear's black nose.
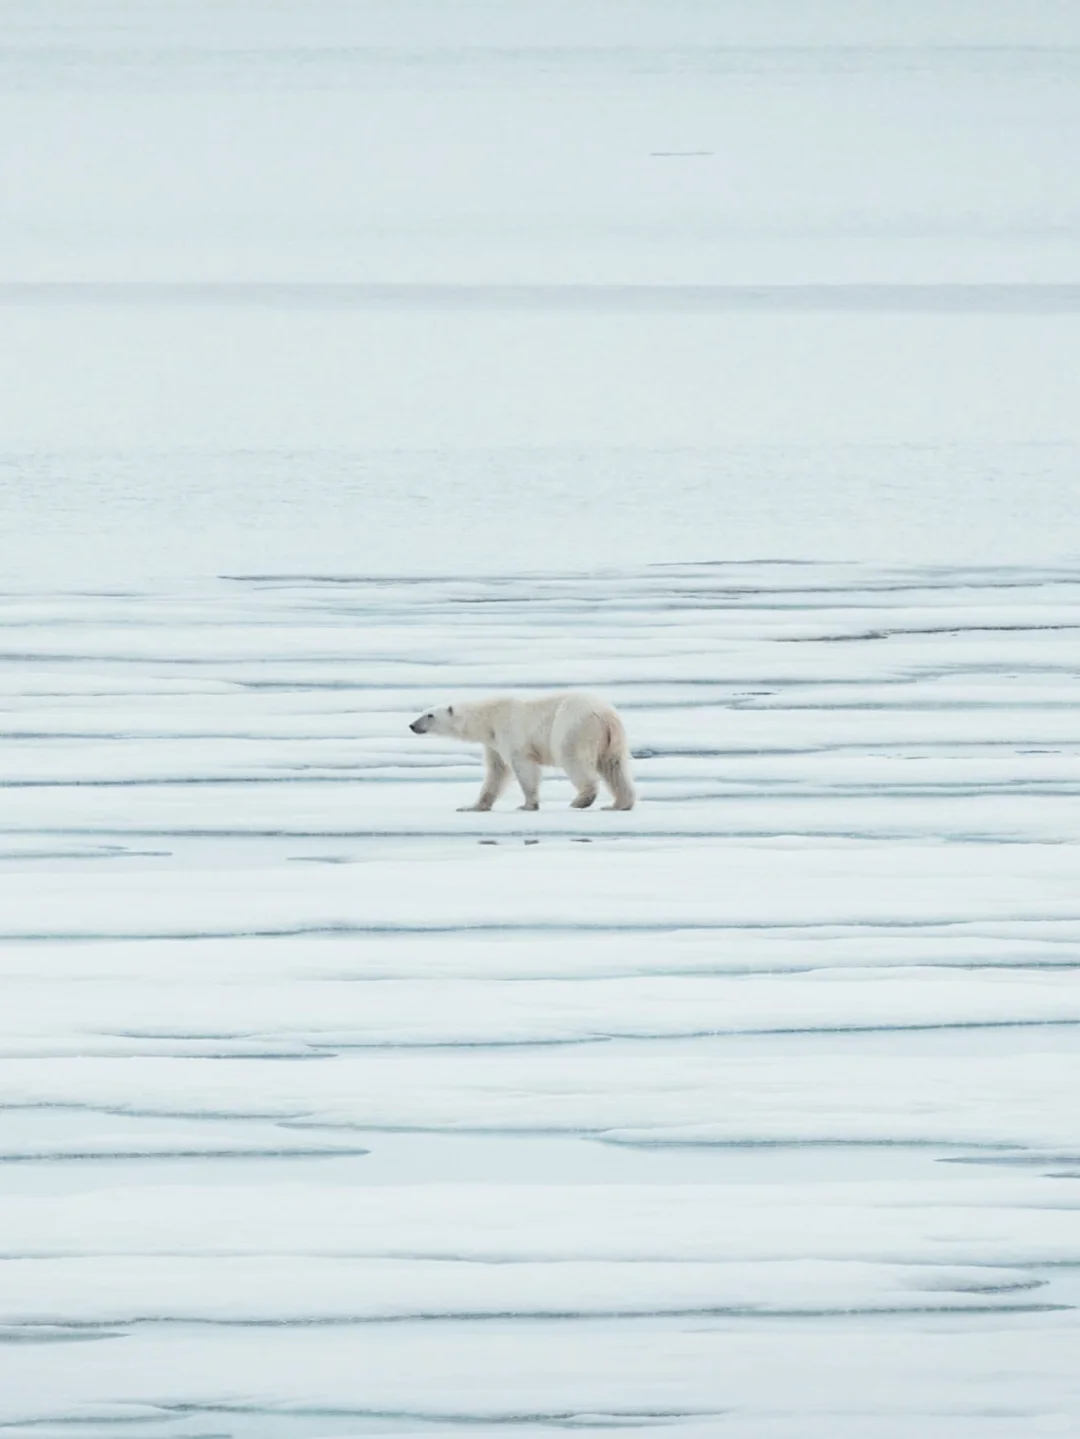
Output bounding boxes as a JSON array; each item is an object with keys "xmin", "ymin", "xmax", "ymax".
[{"xmin": 409, "ymin": 720, "xmax": 420, "ymax": 733}]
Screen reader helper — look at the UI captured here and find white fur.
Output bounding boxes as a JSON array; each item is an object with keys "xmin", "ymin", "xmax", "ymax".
[{"xmin": 410, "ymin": 692, "xmax": 636, "ymax": 812}]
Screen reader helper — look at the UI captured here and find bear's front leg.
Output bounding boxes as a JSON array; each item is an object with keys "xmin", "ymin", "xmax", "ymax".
[
  {"xmin": 457, "ymin": 746, "xmax": 510, "ymax": 812},
  {"xmin": 512, "ymin": 757, "xmax": 542, "ymax": 811}
]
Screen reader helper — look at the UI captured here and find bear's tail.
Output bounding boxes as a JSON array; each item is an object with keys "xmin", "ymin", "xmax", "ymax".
[{"xmin": 599, "ymin": 715, "xmax": 636, "ymax": 811}]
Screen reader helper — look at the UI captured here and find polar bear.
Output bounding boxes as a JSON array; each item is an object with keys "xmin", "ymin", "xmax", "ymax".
[{"xmin": 409, "ymin": 692, "xmax": 636, "ymax": 812}]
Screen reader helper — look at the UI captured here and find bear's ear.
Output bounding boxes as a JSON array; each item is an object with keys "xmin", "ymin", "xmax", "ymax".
[{"xmin": 448, "ymin": 705, "xmax": 454, "ymax": 716}]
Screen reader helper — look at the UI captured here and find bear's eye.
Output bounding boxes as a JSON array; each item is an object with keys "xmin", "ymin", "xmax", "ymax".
[{"xmin": 448, "ymin": 705, "xmax": 454, "ymax": 716}]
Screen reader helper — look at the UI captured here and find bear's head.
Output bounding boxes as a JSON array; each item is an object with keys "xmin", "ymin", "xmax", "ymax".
[{"xmin": 409, "ymin": 704, "xmax": 456, "ymax": 736}]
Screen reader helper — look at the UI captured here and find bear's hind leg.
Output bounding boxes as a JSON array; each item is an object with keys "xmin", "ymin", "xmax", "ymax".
[
  {"xmin": 599, "ymin": 749, "xmax": 636, "ymax": 811},
  {"xmin": 563, "ymin": 755, "xmax": 599, "ymax": 809}
]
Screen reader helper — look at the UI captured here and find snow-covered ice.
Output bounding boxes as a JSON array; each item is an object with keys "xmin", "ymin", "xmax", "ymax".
[
  {"xmin": 3, "ymin": 564, "xmax": 1080, "ymax": 1435},
  {"xmin": 2, "ymin": 2, "xmax": 1080, "ymax": 1435}
]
